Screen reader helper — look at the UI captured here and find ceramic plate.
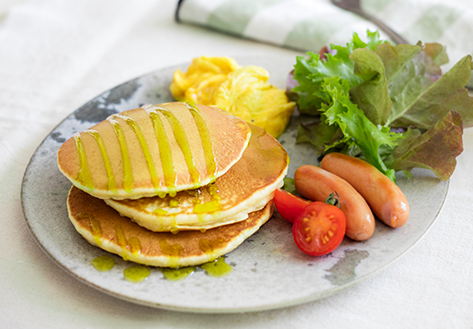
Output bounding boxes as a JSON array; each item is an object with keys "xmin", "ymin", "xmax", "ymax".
[{"xmin": 21, "ymin": 57, "xmax": 448, "ymax": 313}]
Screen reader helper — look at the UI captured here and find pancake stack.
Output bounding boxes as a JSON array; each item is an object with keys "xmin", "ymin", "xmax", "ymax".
[{"xmin": 58, "ymin": 102, "xmax": 288, "ymax": 268}]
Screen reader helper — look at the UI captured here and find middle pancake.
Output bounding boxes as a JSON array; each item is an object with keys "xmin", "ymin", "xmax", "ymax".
[{"xmin": 105, "ymin": 124, "xmax": 289, "ymax": 232}]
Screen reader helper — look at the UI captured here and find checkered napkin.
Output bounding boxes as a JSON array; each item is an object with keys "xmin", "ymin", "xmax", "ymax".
[{"xmin": 176, "ymin": 0, "xmax": 473, "ymax": 73}]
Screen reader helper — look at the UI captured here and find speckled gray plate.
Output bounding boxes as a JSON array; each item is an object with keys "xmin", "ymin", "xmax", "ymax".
[{"xmin": 21, "ymin": 56, "xmax": 448, "ymax": 313}]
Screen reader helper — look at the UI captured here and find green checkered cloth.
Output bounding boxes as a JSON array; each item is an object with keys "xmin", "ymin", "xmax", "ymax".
[{"xmin": 176, "ymin": 0, "xmax": 473, "ymax": 73}]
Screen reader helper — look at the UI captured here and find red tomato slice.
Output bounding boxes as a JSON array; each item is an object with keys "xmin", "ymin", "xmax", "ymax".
[
  {"xmin": 293, "ymin": 202, "xmax": 346, "ymax": 256},
  {"xmin": 274, "ymin": 189, "xmax": 311, "ymax": 223}
]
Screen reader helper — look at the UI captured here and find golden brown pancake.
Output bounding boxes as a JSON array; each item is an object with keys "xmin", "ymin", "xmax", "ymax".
[
  {"xmin": 104, "ymin": 124, "xmax": 288, "ymax": 232},
  {"xmin": 67, "ymin": 186, "xmax": 274, "ymax": 268},
  {"xmin": 57, "ymin": 102, "xmax": 251, "ymax": 200}
]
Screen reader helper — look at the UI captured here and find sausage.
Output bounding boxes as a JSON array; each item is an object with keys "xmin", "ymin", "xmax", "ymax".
[
  {"xmin": 294, "ymin": 165, "xmax": 375, "ymax": 241},
  {"xmin": 320, "ymin": 153, "xmax": 409, "ymax": 228}
]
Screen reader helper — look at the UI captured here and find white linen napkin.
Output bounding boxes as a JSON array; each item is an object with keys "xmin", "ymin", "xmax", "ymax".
[{"xmin": 176, "ymin": 0, "xmax": 473, "ymax": 73}]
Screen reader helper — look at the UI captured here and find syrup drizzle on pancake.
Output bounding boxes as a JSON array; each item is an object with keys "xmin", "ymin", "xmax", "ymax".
[
  {"xmin": 112, "ymin": 114, "xmax": 160, "ymax": 190},
  {"xmin": 86, "ymin": 130, "xmax": 117, "ymax": 193},
  {"xmin": 89, "ymin": 216, "xmax": 103, "ymax": 246},
  {"xmin": 153, "ymin": 106, "xmax": 200, "ymax": 186},
  {"xmin": 73, "ymin": 133, "xmax": 94, "ymax": 191},
  {"xmin": 76, "ymin": 212, "xmax": 103, "ymax": 246},
  {"xmin": 199, "ymin": 237, "xmax": 226, "ymax": 260},
  {"xmin": 128, "ymin": 237, "xmax": 142, "ymax": 256},
  {"xmin": 114, "ymin": 225, "xmax": 143, "ymax": 260},
  {"xmin": 192, "ymin": 182, "xmax": 222, "ymax": 216},
  {"xmin": 73, "ymin": 103, "xmax": 220, "ymax": 197},
  {"xmin": 148, "ymin": 110, "xmax": 177, "ymax": 196},
  {"xmin": 147, "ymin": 103, "xmax": 218, "ymax": 189},
  {"xmin": 185, "ymin": 103, "xmax": 217, "ymax": 181},
  {"xmin": 108, "ymin": 117, "xmax": 134, "ymax": 192},
  {"xmin": 159, "ymin": 240, "xmax": 185, "ymax": 268}
]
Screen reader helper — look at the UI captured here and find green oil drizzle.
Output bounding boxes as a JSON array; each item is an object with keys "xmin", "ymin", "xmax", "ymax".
[
  {"xmin": 159, "ymin": 240, "xmax": 183, "ymax": 255},
  {"xmin": 199, "ymin": 238, "xmax": 225, "ymax": 256},
  {"xmin": 159, "ymin": 256, "xmax": 232, "ymax": 281},
  {"xmin": 201, "ymin": 257, "xmax": 233, "ymax": 277},
  {"xmin": 114, "ymin": 225, "xmax": 142, "ymax": 261},
  {"xmin": 153, "ymin": 208, "xmax": 169, "ymax": 216},
  {"xmin": 91, "ymin": 255, "xmax": 116, "ymax": 272},
  {"xmin": 114, "ymin": 225, "xmax": 128, "ymax": 260},
  {"xmin": 86, "ymin": 130, "xmax": 117, "ymax": 193},
  {"xmin": 117, "ymin": 115, "xmax": 160, "ymax": 190},
  {"xmin": 128, "ymin": 237, "xmax": 142, "ymax": 256},
  {"xmin": 192, "ymin": 182, "xmax": 222, "ymax": 214},
  {"xmin": 149, "ymin": 111, "xmax": 177, "ymax": 195},
  {"xmin": 76, "ymin": 213, "xmax": 102, "ymax": 245},
  {"xmin": 89, "ymin": 216, "xmax": 102, "ymax": 246},
  {"xmin": 92, "ymin": 256, "xmax": 233, "ymax": 282},
  {"xmin": 159, "ymin": 240, "xmax": 184, "ymax": 267},
  {"xmin": 160, "ymin": 266, "xmax": 196, "ymax": 281},
  {"xmin": 108, "ymin": 118, "xmax": 134, "ymax": 192},
  {"xmin": 124, "ymin": 265, "xmax": 150, "ymax": 283},
  {"xmin": 187, "ymin": 188, "xmax": 201, "ymax": 198},
  {"xmin": 74, "ymin": 133, "xmax": 94, "ymax": 190},
  {"xmin": 186, "ymin": 103, "xmax": 217, "ymax": 177},
  {"xmin": 170, "ymin": 226, "xmax": 179, "ymax": 235},
  {"xmin": 155, "ymin": 106, "xmax": 201, "ymax": 185}
]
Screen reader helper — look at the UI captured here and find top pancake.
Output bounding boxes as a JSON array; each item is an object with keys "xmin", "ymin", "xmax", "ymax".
[{"xmin": 57, "ymin": 102, "xmax": 251, "ymax": 200}]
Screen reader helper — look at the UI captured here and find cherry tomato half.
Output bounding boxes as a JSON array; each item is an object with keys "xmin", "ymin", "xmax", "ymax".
[
  {"xmin": 293, "ymin": 202, "xmax": 346, "ymax": 256},
  {"xmin": 274, "ymin": 189, "xmax": 311, "ymax": 223}
]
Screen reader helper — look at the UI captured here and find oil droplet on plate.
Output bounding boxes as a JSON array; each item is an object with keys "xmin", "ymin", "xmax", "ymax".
[
  {"xmin": 91, "ymin": 255, "xmax": 116, "ymax": 272},
  {"xmin": 201, "ymin": 256, "xmax": 233, "ymax": 277},
  {"xmin": 124, "ymin": 265, "xmax": 150, "ymax": 283},
  {"xmin": 160, "ymin": 266, "xmax": 196, "ymax": 281}
]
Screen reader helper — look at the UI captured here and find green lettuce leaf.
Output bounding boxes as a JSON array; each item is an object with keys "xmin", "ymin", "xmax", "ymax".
[
  {"xmin": 292, "ymin": 31, "xmax": 386, "ymax": 115},
  {"xmin": 321, "ymin": 77, "xmax": 401, "ymax": 182},
  {"xmin": 291, "ymin": 53, "xmax": 328, "ymax": 115},
  {"xmin": 349, "ymin": 48, "xmax": 392, "ymax": 125},
  {"xmin": 387, "ymin": 54, "xmax": 473, "ymax": 129},
  {"xmin": 281, "ymin": 177, "xmax": 297, "ymax": 194},
  {"xmin": 296, "ymin": 118, "xmax": 340, "ymax": 154}
]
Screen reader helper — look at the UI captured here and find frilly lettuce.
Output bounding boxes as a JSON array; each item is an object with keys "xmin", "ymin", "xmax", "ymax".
[
  {"xmin": 290, "ymin": 31, "xmax": 471, "ymax": 182},
  {"xmin": 391, "ymin": 111, "xmax": 463, "ymax": 180}
]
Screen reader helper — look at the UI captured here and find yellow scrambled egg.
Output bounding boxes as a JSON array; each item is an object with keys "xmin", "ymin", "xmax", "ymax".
[{"xmin": 170, "ymin": 56, "xmax": 295, "ymax": 138}]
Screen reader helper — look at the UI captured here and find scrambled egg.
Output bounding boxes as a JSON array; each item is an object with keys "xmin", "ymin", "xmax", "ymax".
[{"xmin": 170, "ymin": 56, "xmax": 295, "ymax": 138}]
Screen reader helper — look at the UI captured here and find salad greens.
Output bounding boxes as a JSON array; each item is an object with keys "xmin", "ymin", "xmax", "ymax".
[{"xmin": 289, "ymin": 31, "xmax": 470, "ymax": 182}]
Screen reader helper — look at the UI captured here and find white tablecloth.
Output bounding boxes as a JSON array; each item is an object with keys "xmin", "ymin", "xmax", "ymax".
[{"xmin": 1, "ymin": 1, "xmax": 472, "ymax": 328}]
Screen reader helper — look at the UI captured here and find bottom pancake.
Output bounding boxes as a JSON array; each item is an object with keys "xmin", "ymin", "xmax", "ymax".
[{"xmin": 67, "ymin": 186, "xmax": 274, "ymax": 268}]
